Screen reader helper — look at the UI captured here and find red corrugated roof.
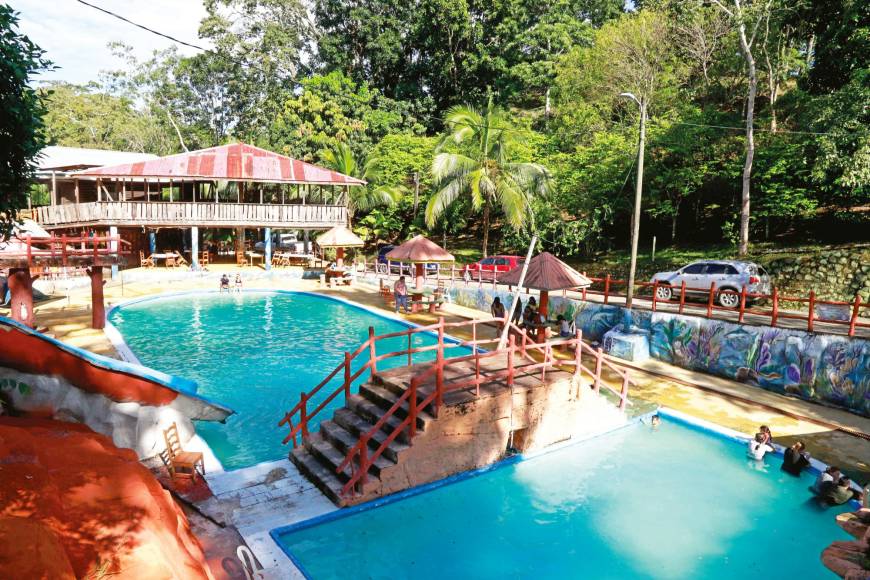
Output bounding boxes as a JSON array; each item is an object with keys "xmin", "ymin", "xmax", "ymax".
[{"xmin": 76, "ymin": 143, "xmax": 366, "ymax": 186}]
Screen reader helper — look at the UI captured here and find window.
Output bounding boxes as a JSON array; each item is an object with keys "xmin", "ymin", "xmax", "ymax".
[
  {"xmin": 480, "ymin": 257, "xmax": 495, "ymax": 265},
  {"xmin": 496, "ymin": 258, "xmax": 509, "ymax": 266},
  {"xmin": 725, "ymin": 265, "xmax": 739, "ymax": 275},
  {"xmin": 682, "ymin": 263, "xmax": 706, "ymax": 274},
  {"xmin": 705, "ymin": 264, "xmax": 730, "ymax": 275}
]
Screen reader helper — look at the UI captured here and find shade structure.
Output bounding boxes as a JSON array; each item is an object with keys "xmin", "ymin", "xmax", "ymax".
[
  {"xmin": 385, "ymin": 235, "xmax": 454, "ymax": 264},
  {"xmin": 499, "ymin": 252, "xmax": 592, "ymax": 318},
  {"xmin": 316, "ymin": 226, "xmax": 364, "ymax": 248},
  {"xmin": 76, "ymin": 142, "xmax": 366, "ymax": 186},
  {"xmin": 386, "ymin": 235, "xmax": 454, "ymax": 289}
]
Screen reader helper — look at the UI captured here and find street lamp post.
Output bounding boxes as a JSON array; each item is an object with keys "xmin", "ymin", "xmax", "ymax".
[{"xmin": 620, "ymin": 91, "xmax": 646, "ymax": 310}]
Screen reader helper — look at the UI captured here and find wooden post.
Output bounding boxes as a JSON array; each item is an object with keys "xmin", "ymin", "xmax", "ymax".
[
  {"xmin": 706, "ymin": 282, "xmax": 716, "ymax": 317},
  {"xmin": 807, "ymin": 291, "xmax": 816, "ymax": 333},
  {"xmin": 169, "ymin": 179, "xmax": 174, "ymax": 202},
  {"xmin": 435, "ymin": 318, "xmax": 445, "ymax": 411},
  {"xmin": 603, "ymin": 274, "xmax": 611, "ymax": 304},
  {"xmin": 771, "ymin": 287, "xmax": 779, "ymax": 327},
  {"xmin": 50, "ymin": 170, "xmax": 57, "ymax": 205},
  {"xmin": 507, "ymin": 334, "xmax": 515, "ymax": 387},
  {"xmin": 593, "ymin": 347, "xmax": 603, "ymax": 394},
  {"xmin": 88, "ymin": 266, "xmax": 105, "ymax": 330},
  {"xmin": 408, "ymin": 378, "xmax": 417, "ymax": 440},
  {"xmin": 407, "ymin": 332, "xmax": 412, "ymax": 366},
  {"xmin": 368, "ymin": 327, "xmax": 377, "ymax": 376},
  {"xmin": 651, "ymin": 280, "xmax": 658, "ymax": 311},
  {"xmin": 358, "ymin": 438, "xmax": 368, "ymax": 488},
  {"xmin": 8, "ymin": 268, "xmax": 35, "ymax": 328},
  {"xmin": 679, "ymin": 281, "xmax": 686, "ymax": 314},
  {"xmin": 74, "ymin": 178, "xmax": 80, "ymax": 204},
  {"xmin": 573, "ymin": 329, "xmax": 583, "ymax": 381},
  {"xmin": 300, "ymin": 393, "xmax": 309, "ymax": 440},
  {"xmin": 848, "ymin": 295, "xmax": 861, "ymax": 337},
  {"xmin": 619, "ymin": 373, "xmax": 629, "ymax": 411},
  {"xmin": 738, "ymin": 285, "xmax": 747, "ymax": 323},
  {"xmin": 344, "ymin": 352, "xmax": 352, "ymax": 398}
]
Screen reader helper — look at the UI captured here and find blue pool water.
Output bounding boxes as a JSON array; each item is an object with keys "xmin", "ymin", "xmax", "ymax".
[
  {"xmin": 109, "ymin": 291, "xmax": 467, "ymax": 469},
  {"xmin": 275, "ymin": 418, "xmax": 851, "ymax": 579}
]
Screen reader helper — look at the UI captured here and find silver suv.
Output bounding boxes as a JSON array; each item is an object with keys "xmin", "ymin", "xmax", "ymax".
[{"xmin": 650, "ymin": 260, "xmax": 772, "ymax": 308}]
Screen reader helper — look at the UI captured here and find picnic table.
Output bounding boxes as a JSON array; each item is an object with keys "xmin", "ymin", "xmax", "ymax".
[
  {"xmin": 409, "ymin": 287, "xmax": 444, "ymax": 313},
  {"xmin": 150, "ymin": 252, "xmax": 183, "ymax": 267}
]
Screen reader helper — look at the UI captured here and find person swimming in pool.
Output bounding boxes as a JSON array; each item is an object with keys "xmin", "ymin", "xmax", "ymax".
[
  {"xmin": 781, "ymin": 441, "xmax": 811, "ymax": 476},
  {"xmin": 747, "ymin": 432, "xmax": 774, "ymax": 461}
]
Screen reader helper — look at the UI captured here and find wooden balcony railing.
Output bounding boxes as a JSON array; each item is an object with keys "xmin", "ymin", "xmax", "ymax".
[{"xmin": 27, "ymin": 201, "xmax": 348, "ymax": 229}]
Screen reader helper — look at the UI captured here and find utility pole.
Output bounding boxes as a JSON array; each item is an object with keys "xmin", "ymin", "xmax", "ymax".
[{"xmin": 621, "ymin": 92, "xmax": 646, "ymax": 310}]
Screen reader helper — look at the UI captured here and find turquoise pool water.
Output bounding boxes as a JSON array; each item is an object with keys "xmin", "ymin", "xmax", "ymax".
[
  {"xmin": 275, "ymin": 418, "xmax": 851, "ymax": 579},
  {"xmin": 109, "ymin": 291, "xmax": 466, "ymax": 470}
]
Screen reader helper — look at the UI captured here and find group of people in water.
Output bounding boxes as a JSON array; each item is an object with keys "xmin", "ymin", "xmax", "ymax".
[
  {"xmin": 490, "ymin": 296, "xmax": 573, "ymax": 338},
  {"xmin": 748, "ymin": 424, "xmax": 865, "ymax": 506},
  {"xmin": 219, "ymin": 273, "xmax": 243, "ymax": 293}
]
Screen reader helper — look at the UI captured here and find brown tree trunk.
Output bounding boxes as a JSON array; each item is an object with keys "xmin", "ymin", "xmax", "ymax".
[
  {"xmin": 735, "ymin": 6, "xmax": 757, "ymax": 257},
  {"xmin": 481, "ymin": 203, "xmax": 490, "ymax": 258}
]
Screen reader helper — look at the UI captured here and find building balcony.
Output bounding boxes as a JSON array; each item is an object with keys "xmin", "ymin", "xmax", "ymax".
[{"xmin": 26, "ymin": 201, "xmax": 348, "ymax": 230}]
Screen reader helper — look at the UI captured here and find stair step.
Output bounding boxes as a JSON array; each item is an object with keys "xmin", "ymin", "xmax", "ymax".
[
  {"xmin": 359, "ymin": 383, "xmax": 436, "ymax": 425},
  {"xmin": 289, "ymin": 447, "xmax": 345, "ymax": 505},
  {"xmin": 306, "ymin": 432, "xmax": 392, "ymax": 480},
  {"xmin": 347, "ymin": 394, "xmax": 430, "ymax": 436},
  {"xmin": 333, "ymin": 408, "xmax": 410, "ymax": 461}
]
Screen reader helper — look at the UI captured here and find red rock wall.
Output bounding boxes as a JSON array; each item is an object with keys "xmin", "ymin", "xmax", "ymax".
[{"xmin": 0, "ymin": 417, "xmax": 213, "ymax": 579}]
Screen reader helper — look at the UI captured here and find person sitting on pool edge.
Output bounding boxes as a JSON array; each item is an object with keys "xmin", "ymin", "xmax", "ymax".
[
  {"xmin": 748, "ymin": 432, "xmax": 774, "ymax": 461},
  {"xmin": 781, "ymin": 441, "xmax": 811, "ymax": 476},
  {"xmin": 813, "ymin": 465, "xmax": 842, "ymax": 493},
  {"xmin": 394, "ymin": 276, "xmax": 410, "ymax": 314},
  {"xmin": 220, "ymin": 274, "xmax": 230, "ymax": 292},
  {"xmin": 821, "ymin": 477, "xmax": 864, "ymax": 506}
]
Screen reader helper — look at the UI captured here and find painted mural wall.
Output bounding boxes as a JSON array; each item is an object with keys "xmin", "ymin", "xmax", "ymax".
[{"xmin": 409, "ymin": 280, "xmax": 870, "ymax": 418}]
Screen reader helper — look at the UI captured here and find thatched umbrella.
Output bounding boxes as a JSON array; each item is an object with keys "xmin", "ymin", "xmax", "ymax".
[
  {"xmin": 316, "ymin": 226, "xmax": 364, "ymax": 267},
  {"xmin": 385, "ymin": 235, "xmax": 454, "ymax": 288},
  {"xmin": 499, "ymin": 252, "xmax": 591, "ymax": 316}
]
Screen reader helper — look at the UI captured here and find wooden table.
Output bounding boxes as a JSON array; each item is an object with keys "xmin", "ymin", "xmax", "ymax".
[
  {"xmin": 149, "ymin": 252, "xmax": 182, "ymax": 267},
  {"xmin": 245, "ymin": 251, "xmax": 264, "ymax": 267}
]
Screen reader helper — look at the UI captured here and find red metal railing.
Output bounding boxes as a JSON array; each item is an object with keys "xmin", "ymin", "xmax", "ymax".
[
  {"xmin": 277, "ymin": 317, "xmax": 634, "ymax": 498},
  {"xmin": 3, "ymin": 233, "xmax": 131, "ymax": 269},
  {"xmin": 356, "ymin": 259, "xmax": 869, "ymax": 338}
]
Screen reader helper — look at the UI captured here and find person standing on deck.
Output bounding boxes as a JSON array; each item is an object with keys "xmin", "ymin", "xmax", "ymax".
[{"xmin": 394, "ymin": 276, "xmax": 410, "ymax": 314}]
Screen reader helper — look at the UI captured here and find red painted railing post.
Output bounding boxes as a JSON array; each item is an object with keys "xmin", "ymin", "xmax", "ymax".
[
  {"xmin": 849, "ymin": 295, "xmax": 861, "ymax": 337},
  {"xmin": 408, "ymin": 378, "xmax": 417, "ymax": 440},
  {"xmin": 435, "ymin": 318, "xmax": 445, "ymax": 411},
  {"xmin": 368, "ymin": 327, "xmax": 377, "ymax": 376},
  {"xmin": 619, "ymin": 373, "xmax": 629, "ymax": 411},
  {"xmin": 344, "ymin": 352, "xmax": 352, "ymax": 398},
  {"xmin": 474, "ymin": 348, "xmax": 481, "ymax": 396},
  {"xmin": 573, "ymin": 329, "xmax": 582, "ymax": 381},
  {"xmin": 507, "ymin": 334, "xmax": 515, "ymax": 387},
  {"xmin": 679, "ymin": 281, "xmax": 686, "ymax": 314},
  {"xmin": 61, "ymin": 234, "xmax": 68, "ymax": 266},
  {"xmin": 300, "ymin": 392, "xmax": 309, "ymax": 440},
  {"xmin": 651, "ymin": 280, "xmax": 658, "ymax": 312},
  {"xmin": 603, "ymin": 274, "xmax": 611, "ymax": 304},
  {"xmin": 738, "ymin": 285, "xmax": 747, "ymax": 323},
  {"xmin": 358, "ymin": 439, "xmax": 368, "ymax": 489},
  {"xmin": 706, "ymin": 282, "xmax": 716, "ymax": 317},
  {"xmin": 26, "ymin": 234, "xmax": 32, "ymax": 269},
  {"xmin": 771, "ymin": 287, "xmax": 779, "ymax": 327},
  {"xmin": 807, "ymin": 291, "xmax": 816, "ymax": 333},
  {"xmin": 407, "ymin": 332, "xmax": 412, "ymax": 366},
  {"xmin": 593, "ymin": 348, "xmax": 603, "ymax": 394}
]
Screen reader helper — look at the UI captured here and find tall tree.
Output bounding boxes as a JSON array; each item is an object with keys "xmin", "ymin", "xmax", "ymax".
[
  {"xmin": 0, "ymin": 5, "xmax": 50, "ymax": 238},
  {"xmin": 712, "ymin": 0, "xmax": 773, "ymax": 256},
  {"xmin": 425, "ymin": 98, "xmax": 551, "ymax": 256}
]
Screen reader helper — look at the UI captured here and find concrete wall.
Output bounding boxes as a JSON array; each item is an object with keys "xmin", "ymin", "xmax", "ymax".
[
  {"xmin": 351, "ymin": 371, "xmax": 625, "ymax": 505},
  {"xmin": 437, "ymin": 282, "xmax": 870, "ymax": 418},
  {"xmin": 0, "ymin": 367, "xmax": 196, "ymax": 459}
]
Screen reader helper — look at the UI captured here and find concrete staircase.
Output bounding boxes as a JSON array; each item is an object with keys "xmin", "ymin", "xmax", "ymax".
[{"xmin": 289, "ymin": 370, "xmax": 437, "ymax": 505}]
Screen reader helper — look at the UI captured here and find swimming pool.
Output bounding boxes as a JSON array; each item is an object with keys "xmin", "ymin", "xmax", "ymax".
[
  {"xmin": 274, "ymin": 417, "xmax": 851, "ymax": 579},
  {"xmin": 108, "ymin": 291, "xmax": 468, "ymax": 470}
]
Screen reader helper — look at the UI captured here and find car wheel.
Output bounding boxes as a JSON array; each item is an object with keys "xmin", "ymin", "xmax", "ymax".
[
  {"xmin": 655, "ymin": 284, "xmax": 673, "ymax": 302},
  {"xmin": 718, "ymin": 289, "xmax": 740, "ymax": 308}
]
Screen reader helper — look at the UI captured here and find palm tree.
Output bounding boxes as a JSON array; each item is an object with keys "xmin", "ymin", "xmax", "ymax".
[
  {"xmin": 320, "ymin": 143, "xmax": 404, "ymax": 226},
  {"xmin": 425, "ymin": 98, "xmax": 551, "ymax": 256}
]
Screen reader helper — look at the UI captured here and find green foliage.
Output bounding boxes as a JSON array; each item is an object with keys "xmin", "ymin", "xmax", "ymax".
[
  {"xmin": 318, "ymin": 142, "xmax": 405, "ymax": 222},
  {"xmin": 426, "ymin": 98, "xmax": 552, "ymax": 255},
  {"xmin": 0, "ymin": 5, "xmax": 50, "ymax": 239},
  {"xmin": 267, "ymin": 72, "xmax": 424, "ymax": 162}
]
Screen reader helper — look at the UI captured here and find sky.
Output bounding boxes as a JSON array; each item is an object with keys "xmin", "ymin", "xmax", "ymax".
[{"xmin": 12, "ymin": 0, "xmax": 209, "ymax": 85}]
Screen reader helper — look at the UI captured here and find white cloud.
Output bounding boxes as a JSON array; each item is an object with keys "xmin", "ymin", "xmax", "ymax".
[{"xmin": 12, "ymin": 0, "xmax": 210, "ymax": 85}]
